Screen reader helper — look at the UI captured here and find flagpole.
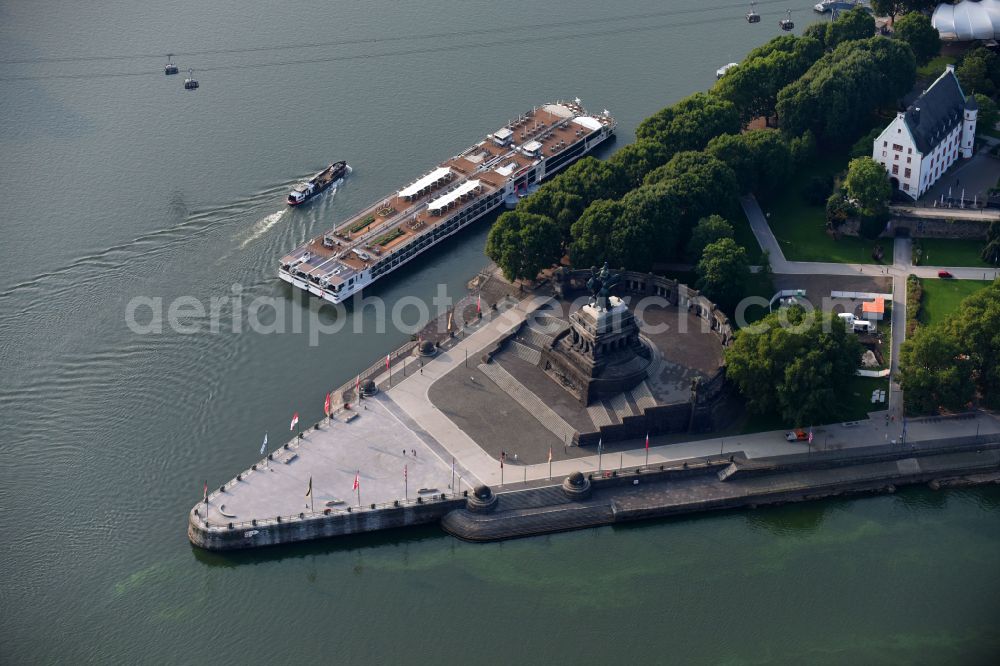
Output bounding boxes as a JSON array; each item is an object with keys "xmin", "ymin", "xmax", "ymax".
[
  {"xmin": 451, "ymin": 457, "xmax": 455, "ymax": 492},
  {"xmin": 597, "ymin": 440, "xmax": 603, "ymax": 473},
  {"xmin": 645, "ymin": 433, "xmax": 649, "ymax": 468},
  {"xmin": 405, "ymin": 465, "xmax": 408, "ymax": 501},
  {"xmin": 357, "ymin": 471, "xmax": 362, "ymax": 507}
]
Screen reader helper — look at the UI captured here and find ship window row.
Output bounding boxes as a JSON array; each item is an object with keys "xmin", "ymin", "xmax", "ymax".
[{"xmin": 544, "ymin": 138, "xmax": 589, "ymax": 173}]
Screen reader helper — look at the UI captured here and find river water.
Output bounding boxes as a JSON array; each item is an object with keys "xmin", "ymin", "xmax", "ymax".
[{"xmin": 1, "ymin": 1, "xmax": 997, "ymax": 663}]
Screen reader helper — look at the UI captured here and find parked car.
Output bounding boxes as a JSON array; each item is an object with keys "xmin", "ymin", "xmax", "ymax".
[
  {"xmin": 938, "ymin": 270, "xmax": 954, "ymax": 278},
  {"xmin": 785, "ymin": 428, "xmax": 808, "ymax": 442}
]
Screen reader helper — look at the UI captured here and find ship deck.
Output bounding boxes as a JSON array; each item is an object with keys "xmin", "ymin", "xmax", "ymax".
[{"xmin": 279, "ymin": 102, "xmax": 615, "ymax": 292}]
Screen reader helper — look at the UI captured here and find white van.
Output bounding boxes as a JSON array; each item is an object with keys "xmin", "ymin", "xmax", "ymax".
[{"xmin": 853, "ymin": 320, "xmax": 874, "ymax": 333}]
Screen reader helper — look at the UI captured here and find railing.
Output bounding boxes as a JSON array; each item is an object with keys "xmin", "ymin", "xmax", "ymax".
[{"xmin": 196, "ymin": 489, "xmax": 469, "ymax": 532}]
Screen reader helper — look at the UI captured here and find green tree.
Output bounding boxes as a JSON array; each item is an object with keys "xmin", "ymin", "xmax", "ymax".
[
  {"xmin": 802, "ymin": 22, "xmax": 828, "ymax": 50},
  {"xmin": 705, "ymin": 129, "xmax": 792, "ymax": 200},
  {"xmin": 946, "ymin": 279, "xmax": 1000, "ymax": 408},
  {"xmin": 850, "ymin": 126, "xmax": 883, "ymax": 159},
  {"xmin": 609, "ymin": 139, "xmax": 672, "ymax": 188},
  {"xmin": 568, "ymin": 199, "xmax": 625, "ymax": 269},
  {"xmin": 870, "ymin": 0, "xmax": 905, "ymax": 22},
  {"xmin": 724, "ymin": 307, "xmax": 864, "ymax": 424},
  {"xmin": 973, "ymin": 93, "xmax": 998, "ymax": 139},
  {"xmin": 635, "ymin": 92, "xmax": 740, "ymax": 155},
  {"xmin": 899, "ymin": 325, "xmax": 976, "ymax": 414},
  {"xmin": 893, "ymin": 12, "xmax": 941, "ymax": 66},
  {"xmin": 686, "ymin": 215, "xmax": 734, "ymax": 259},
  {"xmin": 645, "ymin": 151, "xmax": 740, "ymax": 230},
  {"xmin": 713, "ymin": 35, "xmax": 823, "ymax": 123},
  {"xmin": 956, "ymin": 47, "xmax": 1000, "ymax": 96},
  {"xmin": 696, "ymin": 238, "xmax": 750, "ymax": 312},
  {"xmin": 844, "ymin": 157, "xmax": 891, "ymax": 215},
  {"xmin": 777, "ymin": 37, "xmax": 916, "ymax": 144},
  {"xmin": 616, "ymin": 185, "xmax": 683, "ymax": 267},
  {"xmin": 827, "ymin": 7, "xmax": 876, "ymax": 48},
  {"xmin": 982, "ymin": 221, "xmax": 1000, "ymax": 265},
  {"xmin": 485, "ymin": 211, "xmax": 562, "ymax": 282}
]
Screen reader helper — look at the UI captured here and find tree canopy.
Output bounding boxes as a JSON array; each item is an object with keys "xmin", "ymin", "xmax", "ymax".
[
  {"xmin": 705, "ymin": 129, "xmax": 793, "ymax": 200},
  {"xmin": 900, "ymin": 279, "xmax": 1000, "ymax": 413},
  {"xmin": 899, "ymin": 325, "xmax": 976, "ymax": 414},
  {"xmin": 973, "ymin": 93, "xmax": 998, "ymax": 141},
  {"xmin": 713, "ymin": 35, "xmax": 823, "ymax": 123},
  {"xmin": 686, "ymin": 215, "xmax": 734, "ymax": 260},
  {"xmin": 696, "ymin": 238, "xmax": 750, "ymax": 313},
  {"xmin": 956, "ymin": 47, "xmax": 1000, "ymax": 97},
  {"xmin": 485, "ymin": 211, "xmax": 562, "ymax": 282},
  {"xmin": 844, "ymin": 157, "xmax": 891, "ymax": 215},
  {"xmin": 724, "ymin": 307, "xmax": 864, "ymax": 425},
  {"xmin": 826, "ymin": 7, "xmax": 876, "ymax": 49},
  {"xmin": 635, "ymin": 92, "xmax": 741, "ymax": 156},
  {"xmin": 777, "ymin": 37, "xmax": 916, "ymax": 144},
  {"xmin": 892, "ymin": 11, "xmax": 940, "ymax": 66},
  {"xmin": 870, "ymin": 1, "xmax": 938, "ymax": 22}
]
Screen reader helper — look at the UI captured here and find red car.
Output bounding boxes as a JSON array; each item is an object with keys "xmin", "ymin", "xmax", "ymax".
[{"xmin": 938, "ymin": 271, "xmax": 954, "ymax": 278}]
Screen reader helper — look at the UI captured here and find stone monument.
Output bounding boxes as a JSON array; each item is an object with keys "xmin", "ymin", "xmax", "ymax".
[{"xmin": 541, "ymin": 263, "xmax": 651, "ymax": 405}]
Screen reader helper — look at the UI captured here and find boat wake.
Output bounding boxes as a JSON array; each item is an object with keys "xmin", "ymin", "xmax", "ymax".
[{"xmin": 239, "ymin": 209, "xmax": 287, "ymax": 249}]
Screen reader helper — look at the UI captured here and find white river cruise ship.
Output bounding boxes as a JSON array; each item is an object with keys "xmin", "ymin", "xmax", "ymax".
[{"xmin": 278, "ymin": 100, "xmax": 616, "ymax": 303}]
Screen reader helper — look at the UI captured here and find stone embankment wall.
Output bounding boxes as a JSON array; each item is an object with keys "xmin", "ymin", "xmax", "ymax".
[
  {"xmin": 442, "ymin": 439, "xmax": 1000, "ymax": 542},
  {"xmin": 188, "ymin": 495, "xmax": 465, "ymax": 551}
]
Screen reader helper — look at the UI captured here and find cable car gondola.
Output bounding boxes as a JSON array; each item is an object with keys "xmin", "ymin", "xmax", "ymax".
[
  {"xmin": 779, "ymin": 9, "xmax": 794, "ymax": 31},
  {"xmin": 164, "ymin": 54, "xmax": 178, "ymax": 76},
  {"xmin": 746, "ymin": 1, "xmax": 761, "ymax": 23},
  {"xmin": 184, "ymin": 68, "xmax": 199, "ymax": 90}
]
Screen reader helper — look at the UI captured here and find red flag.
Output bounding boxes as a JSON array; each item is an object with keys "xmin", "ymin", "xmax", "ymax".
[
  {"xmin": 289, "ymin": 412, "xmax": 299, "ymax": 431},
  {"xmin": 477, "ymin": 293, "xmax": 482, "ymax": 313},
  {"xmin": 645, "ymin": 433, "xmax": 650, "ymax": 450},
  {"xmin": 203, "ymin": 480, "xmax": 208, "ymax": 503},
  {"xmin": 355, "ymin": 374, "xmax": 360, "ymax": 393},
  {"xmin": 323, "ymin": 392, "xmax": 331, "ymax": 416},
  {"xmin": 353, "ymin": 472, "xmax": 360, "ymax": 491},
  {"xmin": 385, "ymin": 354, "xmax": 391, "ymax": 371}
]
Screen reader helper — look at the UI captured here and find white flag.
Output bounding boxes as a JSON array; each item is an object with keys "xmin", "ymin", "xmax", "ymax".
[{"xmin": 260, "ymin": 432, "xmax": 268, "ymax": 455}]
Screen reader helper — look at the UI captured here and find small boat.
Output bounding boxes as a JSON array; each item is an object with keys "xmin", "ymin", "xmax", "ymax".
[
  {"xmin": 287, "ymin": 161, "xmax": 350, "ymax": 206},
  {"xmin": 814, "ymin": 0, "xmax": 862, "ymax": 13},
  {"xmin": 716, "ymin": 62, "xmax": 739, "ymax": 79}
]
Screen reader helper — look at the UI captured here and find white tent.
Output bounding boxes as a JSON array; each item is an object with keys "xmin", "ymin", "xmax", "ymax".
[{"xmin": 932, "ymin": 0, "xmax": 1000, "ymax": 41}]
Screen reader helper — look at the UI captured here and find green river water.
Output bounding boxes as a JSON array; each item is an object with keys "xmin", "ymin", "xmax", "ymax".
[{"xmin": 1, "ymin": 1, "xmax": 997, "ymax": 663}]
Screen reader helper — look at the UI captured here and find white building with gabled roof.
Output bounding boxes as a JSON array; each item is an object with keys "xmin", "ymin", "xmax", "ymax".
[{"xmin": 872, "ymin": 65, "xmax": 977, "ymax": 200}]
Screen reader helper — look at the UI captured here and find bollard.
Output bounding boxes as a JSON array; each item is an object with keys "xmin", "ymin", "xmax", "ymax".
[
  {"xmin": 324, "ymin": 508, "xmax": 331, "ymax": 515},
  {"xmin": 276, "ymin": 516, "xmax": 282, "ymax": 522},
  {"xmin": 251, "ymin": 519, "xmax": 257, "ymax": 526},
  {"xmin": 299, "ymin": 512, "xmax": 304, "ymax": 519},
  {"xmin": 237, "ymin": 473, "xmax": 242, "ymax": 481},
  {"xmin": 228, "ymin": 522, "xmax": 234, "ymax": 529},
  {"xmin": 370, "ymin": 503, "xmax": 375, "ymax": 510}
]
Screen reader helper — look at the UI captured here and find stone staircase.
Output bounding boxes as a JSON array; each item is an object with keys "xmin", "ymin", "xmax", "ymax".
[
  {"xmin": 630, "ymin": 381, "xmax": 658, "ymax": 412},
  {"xmin": 508, "ymin": 340, "xmax": 541, "ymax": 366},
  {"xmin": 587, "ymin": 402, "xmax": 615, "ymax": 428},
  {"xmin": 478, "ymin": 363, "xmax": 576, "ymax": 442},
  {"xmin": 608, "ymin": 392, "xmax": 635, "ymax": 421},
  {"xmin": 519, "ymin": 326, "xmax": 555, "ymax": 350}
]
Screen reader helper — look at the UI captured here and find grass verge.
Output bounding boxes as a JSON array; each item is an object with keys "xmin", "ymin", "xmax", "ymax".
[{"xmin": 917, "ymin": 278, "xmax": 992, "ymax": 326}]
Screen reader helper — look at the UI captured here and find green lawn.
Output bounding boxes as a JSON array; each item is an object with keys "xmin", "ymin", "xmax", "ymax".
[
  {"xmin": 917, "ymin": 278, "xmax": 992, "ymax": 326},
  {"xmin": 914, "ymin": 238, "xmax": 993, "ymax": 268},
  {"xmin": 917, "ymin": 55, "xmax": 957, "ymax": 79},
  {"xmin": 763, "ymin": 152, "xmax": 883, "ymax": 264}
]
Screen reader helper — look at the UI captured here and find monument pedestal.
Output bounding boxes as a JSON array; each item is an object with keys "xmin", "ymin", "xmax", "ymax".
[{"xmin": 541, "ymin": 296, "xmax": 651, "ymax": 406}]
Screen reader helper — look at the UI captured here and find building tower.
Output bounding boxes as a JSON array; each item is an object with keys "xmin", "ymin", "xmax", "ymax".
[{"xmin": 962, "ymin": 94, "xmax": 978, "ymax": 159}]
